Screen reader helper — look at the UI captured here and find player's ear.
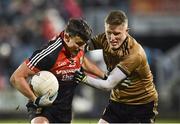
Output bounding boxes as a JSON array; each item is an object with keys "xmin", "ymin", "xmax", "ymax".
[{"xmin": 64, "ymin": 33, "xmax": 70, "ymax": 42}]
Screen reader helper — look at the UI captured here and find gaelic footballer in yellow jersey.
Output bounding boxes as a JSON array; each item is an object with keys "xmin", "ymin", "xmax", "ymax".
[
  {"xmin": 74, "ymin": 10, "xmax": 158, "ymax": 123},
  {"xmin": 91, "ymin": 33, "xmax": 158, "ymax": 105}
]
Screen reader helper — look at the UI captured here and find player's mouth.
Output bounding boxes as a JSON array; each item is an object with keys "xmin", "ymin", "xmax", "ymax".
[{"xmin": 110, "ymin": 41, "xmax": 118, "ymax": 46}]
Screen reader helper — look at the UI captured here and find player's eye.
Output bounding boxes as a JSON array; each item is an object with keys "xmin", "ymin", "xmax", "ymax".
[
  {"xmin": 114, "ymin": 32, "xmax": 120, "ymax": 36},
  {"xmin": 107, "ymin": 31, "xmax": 112, "ymax": 35},
  {"xmin": 76, "ymin": 41, "xmax": 85, "ymax": 47}
]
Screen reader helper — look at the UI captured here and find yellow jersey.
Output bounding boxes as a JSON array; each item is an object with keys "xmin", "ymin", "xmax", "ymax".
[{"xmin": 90, "ymin": 33, "xmax": 158, "ymax": 105}]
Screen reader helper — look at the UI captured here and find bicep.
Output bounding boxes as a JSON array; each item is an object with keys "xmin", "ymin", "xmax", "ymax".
[{"xmin": 13, "ymin": 62, "xmax": 36, "ymax": 79}]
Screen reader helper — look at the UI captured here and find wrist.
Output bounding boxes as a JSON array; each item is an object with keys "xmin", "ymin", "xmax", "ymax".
[
  {"xmin": 30, "ymin": 95, "xmax": 37, "ymax": 103},
  {"xmin": 34, "ymin": 96, "xmax": 40, "ymax": 106}
]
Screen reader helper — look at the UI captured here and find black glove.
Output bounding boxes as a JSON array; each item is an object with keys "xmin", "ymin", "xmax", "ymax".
[
  {"xmin": 34, "ymin": 91, "xmax": 58, "ymax": 107},
  {"xmin": 74, "ymin": 70, "xmax": 87, "ymax": 84},
  {"xmin": 26, "ymin": 101, "xmax": 37, "ymax": 109},
  {"xmin": 103, "ymin": 73, "xmax": 108, "ymax": 80}
]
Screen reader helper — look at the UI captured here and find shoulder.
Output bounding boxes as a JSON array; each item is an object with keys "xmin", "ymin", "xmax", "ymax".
[
  {"xmin": 128, "ymin": 35, "xmax": 145, "ymax": 55},
  {"xmin": 127, "ymin": 35, "xmax": 148, "ymax": 64},
  {"xmin": 91, "ymin": 32, "xmax": 106, "ymax": 42},
  {"xmin": 38, "ymin": 32, "xmax": 64, "ymax": 53},
  {"xmin": 37, "ymin": 36, "xmax": 63, "ymax": 56},
  {"xmin": 48, "ymin": 32, "xmax": 64, "ymax": 45},
  {"xmin": 90, "ymin": 32, "xmax": 108, "ymax": 49},
  {"xmin": 26, "ymin": 33, "xmax": 64, "ymax": 71},
  {"xmin": 120, "ymin": 35, "xmax": 144, "ymax": 63}
]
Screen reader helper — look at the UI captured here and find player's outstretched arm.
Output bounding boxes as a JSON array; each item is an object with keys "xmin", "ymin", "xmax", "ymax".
[
  {"xmin": 82, "ymin": 56, "xmax": 106, "ymax": 79},
  {"xmin": 75, "ymin": 67, "xmax": 127, "ymax": 91}
]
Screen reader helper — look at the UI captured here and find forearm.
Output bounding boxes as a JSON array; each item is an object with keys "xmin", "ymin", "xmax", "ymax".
[
  {"xmin": 82, "ymin": 57, "xmax": 105, "ymax": 79},
  {"xmin": 84, "ymin": 64, "xmax": 105, "ymax": 79},
  {"xmin": 11, "ymin": 76, "xmax": 36, "ymax": 101},
  {"xmin": 10, "ymin": 62, "xmax": 37, "ymax": 101},
  {"xmin": 85, "ymin": 67, "xmax": 126, "ymax": 91}
]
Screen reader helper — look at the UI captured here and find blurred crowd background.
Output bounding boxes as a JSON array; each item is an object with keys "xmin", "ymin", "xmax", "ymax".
[{"xmin": 0, "ymin": 0, "xmax": 180, "ymax": 121}]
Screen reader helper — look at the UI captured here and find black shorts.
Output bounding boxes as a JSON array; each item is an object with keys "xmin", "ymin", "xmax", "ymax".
[
  {"xmin": 101, "ymin": 100, "xmax": 158, "ymax": 123},
  {"xmin": 26, "ymin": 102, "xmax": 72, "ymax": 123}
]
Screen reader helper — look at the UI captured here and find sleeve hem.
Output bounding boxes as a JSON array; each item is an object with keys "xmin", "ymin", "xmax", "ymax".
[{"xmin": 117, "ymin": 65, "xmax": 130, "ymax": 76}]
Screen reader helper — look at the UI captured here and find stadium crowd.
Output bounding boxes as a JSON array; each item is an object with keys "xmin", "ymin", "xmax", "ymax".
[
  {"xmin": 0, "ymin": 0, "xmax": 79, "ymax": 89},
  {"xmin": 0, "ymin": 0, "xmax": 124, "ymax": 90}
]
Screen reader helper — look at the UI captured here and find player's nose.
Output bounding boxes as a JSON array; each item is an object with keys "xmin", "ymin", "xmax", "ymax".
[{"xmin": 110, "ymin": 34, "xmax": 116, "ymax": 41}]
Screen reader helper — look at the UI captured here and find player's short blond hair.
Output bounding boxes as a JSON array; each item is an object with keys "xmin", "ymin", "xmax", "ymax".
[{"xmin": 105, "ymin": 10, "xmax": 128, "ymax": 26}]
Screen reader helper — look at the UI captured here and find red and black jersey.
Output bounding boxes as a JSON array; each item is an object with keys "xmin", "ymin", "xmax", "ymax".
[
  {"xmin": 25, "ymin": 32, "xmax": 84, "ymax": 83},
  {"xmin": 25, "ymin": 31, "xmax": 84, "ymax": 111}
]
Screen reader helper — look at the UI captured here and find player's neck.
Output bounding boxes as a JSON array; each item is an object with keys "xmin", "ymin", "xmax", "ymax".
[{"xmin": 64, "ymin": 43, "xmax": 79, "ymax": 57}]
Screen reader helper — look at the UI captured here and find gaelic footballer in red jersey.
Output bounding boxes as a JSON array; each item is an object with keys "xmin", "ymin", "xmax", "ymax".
[{"xmin": 10, "ymin": 18, "xmax": 105, "ymax": 124}]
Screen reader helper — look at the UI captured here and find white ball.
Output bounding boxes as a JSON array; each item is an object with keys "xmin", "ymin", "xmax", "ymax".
[{"xmin": 30, "ymin": 71, "xmax": 59, "ymax": 97}]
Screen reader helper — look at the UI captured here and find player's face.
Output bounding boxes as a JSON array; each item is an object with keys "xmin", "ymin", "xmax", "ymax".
[
  {"xmin": 105, "ymin": 23, "xmax": 128, "ymax": 50},
  {"xmin": 65, "ymin": 35, "xmax": 85, "ymax": 53}
]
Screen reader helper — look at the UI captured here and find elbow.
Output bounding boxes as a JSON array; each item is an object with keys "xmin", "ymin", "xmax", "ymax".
[
  {"xmin": 10, "ymin": 74, "xmax": 15, "ymax": 86},
  {"xmin": 103, "ymin": 87, "xmax": 112, "ymax": 91},
  {"xmin": 10, "ymin": 73, "xmax": 18, "ymax": 87},
  {"xmin": 102, "ymin": 83, "xmax": 114, "ymax": 91},
  {"xmin": 101, "ymin": 79, "xmax": 118, "ymax": 91}
]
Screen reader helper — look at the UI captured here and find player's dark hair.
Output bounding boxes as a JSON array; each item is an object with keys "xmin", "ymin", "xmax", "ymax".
[
  {"xmin": 105, "ymin": 10, "xmax": 128, "ymax": 25},
  {"xmin": 65, "ymin": 18, "xmax": 92, "ymax": 42}
]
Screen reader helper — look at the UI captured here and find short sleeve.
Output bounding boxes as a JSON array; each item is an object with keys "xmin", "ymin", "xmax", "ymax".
[
  {"xmin": 117, "ymin": 53, "xmax": 142, "ymax": 76},
  {"xmin": 26, "ymin": 47, "xmax": 53, "ymax": 71},
  {"xmin": 26, "ymin": 37, "xmax": 63, "ymax": 72}
]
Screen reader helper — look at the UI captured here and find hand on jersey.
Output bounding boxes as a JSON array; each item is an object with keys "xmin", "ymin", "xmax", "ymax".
[
  {"xmin": 74, "ymin": 70, "xmax": 87, "ymax": 84},
  {"xmin": 34, "ymin": 90, "xmax": 58, "ymax": 107},
  {"xmin": 121, "ymin": 78, "xmax": 132, "ymax": 87}
]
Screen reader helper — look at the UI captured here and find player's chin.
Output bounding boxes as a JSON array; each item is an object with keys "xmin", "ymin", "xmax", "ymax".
[
  {"xmin": 73, "ymin": 49, "xmax": 79, "ymax": 54},
  {"xmin": 110, "ymin": 45, "xmax": 120, "ymax": 50}
]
